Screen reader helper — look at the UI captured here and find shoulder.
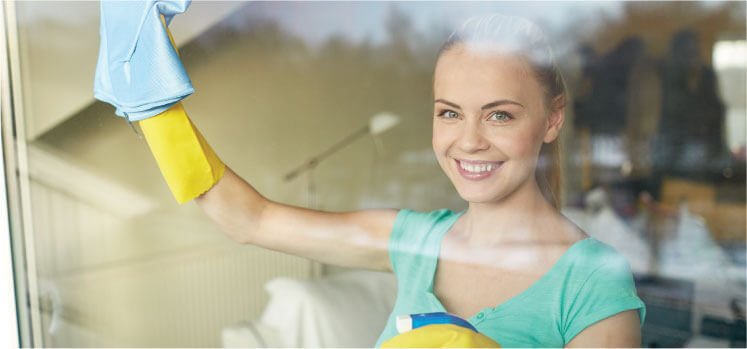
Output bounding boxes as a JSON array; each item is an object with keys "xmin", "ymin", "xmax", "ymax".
[
  {"xmin": 561, "ymin": 238, "xmax": 642, "ymax": 306},
  {"xmin": 389, "ymin": 208, "xmax": 462, "ymax": 247},
  {"xmin": 563, "ymin": 238, "xmax": 646, "ymax": 347},
  {"xmin": 572, "ymin": 237, "xmax": 631, "ymax": 271},
  {"xmin": 392, "ymin": 208, "xmax": 462, "ymax": 237},
  {"xmin": 396, "ymin": 208, "xmax": 461, "ymax": 223}
]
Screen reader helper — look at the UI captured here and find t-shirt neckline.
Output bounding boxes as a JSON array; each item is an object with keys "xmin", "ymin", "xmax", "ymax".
[{"xmin": 425, "ymin": 209, "xmax": 593, "ymax": 323}]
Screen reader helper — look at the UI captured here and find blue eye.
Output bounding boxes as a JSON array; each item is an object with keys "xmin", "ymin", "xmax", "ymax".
[
  {"xmin": 439, "ymin": 110, "xmax": 459, "ymax": 119},
  {"xmin": 489, "ymin": 111, "xmax": 513, "ymax": 122}
]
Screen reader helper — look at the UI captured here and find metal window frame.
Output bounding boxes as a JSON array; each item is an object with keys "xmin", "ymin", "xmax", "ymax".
[{"xmin": 1, "ymin": 1, "xmax": 43, "ymax": 347}]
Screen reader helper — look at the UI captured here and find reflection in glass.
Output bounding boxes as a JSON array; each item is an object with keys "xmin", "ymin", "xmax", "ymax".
[{"xmin": 4, "ymin": 1, "xmax": 745, "ymax": 347}]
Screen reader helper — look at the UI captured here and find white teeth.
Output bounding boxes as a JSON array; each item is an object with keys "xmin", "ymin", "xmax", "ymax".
[{"xmin": 459, "ymin": 161, "xmax": 498, "ymax": 173}]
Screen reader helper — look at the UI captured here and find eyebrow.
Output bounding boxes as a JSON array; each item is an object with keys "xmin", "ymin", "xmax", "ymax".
[{"xmin": 434, "ymin": 98, "xmax": 525, "ymax": 110}]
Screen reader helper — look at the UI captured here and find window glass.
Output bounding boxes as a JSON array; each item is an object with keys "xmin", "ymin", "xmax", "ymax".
[{"xmin": 6, "ymin": 1, "xmax": 745, "ymax": 347}]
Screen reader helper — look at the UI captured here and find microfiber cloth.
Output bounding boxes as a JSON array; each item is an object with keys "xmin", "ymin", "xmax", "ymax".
[{"xmin": 94, "ymin": 0, "xmax": 193, "ymax": 121}]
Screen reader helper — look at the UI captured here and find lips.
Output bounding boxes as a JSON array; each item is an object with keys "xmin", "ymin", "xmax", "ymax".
[{"xmin": 454, "ymin": 158, "xmax": 503, "ymax": 181}]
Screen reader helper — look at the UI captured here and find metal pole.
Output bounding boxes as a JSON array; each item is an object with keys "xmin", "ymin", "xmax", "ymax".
[{"xmin": 284, "ymin": 125, "xmax": 369, "ymax": 182}]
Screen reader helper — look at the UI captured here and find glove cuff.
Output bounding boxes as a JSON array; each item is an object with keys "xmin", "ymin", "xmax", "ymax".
[{"xmin": 139, "ymin": 102, "xmax": 225, "ymax": 204}]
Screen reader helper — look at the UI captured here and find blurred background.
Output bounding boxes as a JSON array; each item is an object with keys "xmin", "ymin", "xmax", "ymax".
[{"xmin": 1, "ymin": 1, "xmax": 745, "ymax": 347}]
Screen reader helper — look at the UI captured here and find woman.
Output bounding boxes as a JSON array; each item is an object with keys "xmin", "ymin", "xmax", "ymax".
[{"xmin": 115, "ymin": 11, "xmax": 645, "ymax": 348}]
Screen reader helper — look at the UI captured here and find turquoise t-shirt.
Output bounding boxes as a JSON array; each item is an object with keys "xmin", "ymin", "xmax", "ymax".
[{"xmin": 375, "ymin": 208, "xmax": 647, "ymax": 348}]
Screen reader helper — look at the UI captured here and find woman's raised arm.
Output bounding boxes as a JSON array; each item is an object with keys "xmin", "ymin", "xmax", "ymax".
[
  {"xmin": 195, "ymin": 166, "xmax": 398, "ymax": 272},
  {"xmin": 92, "ymin": 3, "xmax": 397, "ymax": 273}
]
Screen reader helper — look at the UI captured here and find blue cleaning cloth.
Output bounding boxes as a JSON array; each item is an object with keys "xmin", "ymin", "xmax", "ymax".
[{"xmin": 94, "ymin": 0, "xmax": 193, "ymax": 121}]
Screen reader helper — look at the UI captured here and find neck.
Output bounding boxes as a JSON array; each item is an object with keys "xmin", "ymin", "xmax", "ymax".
[{"xmin": 456, "ymin": 178, "xmax": 561, "ymax": 247}]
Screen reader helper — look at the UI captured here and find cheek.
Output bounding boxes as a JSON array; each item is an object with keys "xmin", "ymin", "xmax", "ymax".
[
  {"xmin": 431, "ymin": 123, "xmax": 448, "ymax": 153},
  {"xmin": 432, "ymin": 124, "xmax": 454, "ymax": 169},
  {"xmin": 489, "ymin": 125, "xmax": 545, "ymax": 160}
]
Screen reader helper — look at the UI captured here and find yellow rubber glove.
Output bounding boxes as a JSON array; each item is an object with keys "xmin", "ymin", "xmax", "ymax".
[
  {"xmin": 139, "ymin": 102, "xmax": 225, "ymax": 204},
  {"xmin": 134, "ymin": 14, "xmax": 225, "ymax": 204},
  {"xmin": 382, "ymin": 324, "xmax": 501, "ymax": 348}
]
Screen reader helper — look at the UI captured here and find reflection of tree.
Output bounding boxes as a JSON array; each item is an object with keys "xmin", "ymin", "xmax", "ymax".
[
  {"xmin": 184, "ymin": 2, "xmax": 442, "ymax": 104},
  {"xmin": 384, "ymin": 5, "xmax": 416, "ymax": 70}
]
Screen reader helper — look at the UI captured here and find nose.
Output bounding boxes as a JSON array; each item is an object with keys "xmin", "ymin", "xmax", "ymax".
[{"xmin": 456, "ymin": 118, "xmax": 490, "ymax": 153}]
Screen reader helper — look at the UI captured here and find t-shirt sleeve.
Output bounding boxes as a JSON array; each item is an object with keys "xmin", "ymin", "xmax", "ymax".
[
  {"xmin": 388, "ymin": 209, "xmax": 450, "ymax": 278},
  {"xmin": 388, "ymin": 208, "xmax": 413, "ymax": 277},
  {"xmin": 563, "ymin": 253, "xmax": 647, "ymax": 344}
]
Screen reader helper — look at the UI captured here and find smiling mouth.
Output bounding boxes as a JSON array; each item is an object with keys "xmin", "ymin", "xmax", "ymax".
[{"xmin": 455, "ymin": 159, "xmax": 504, "ymax": 174}]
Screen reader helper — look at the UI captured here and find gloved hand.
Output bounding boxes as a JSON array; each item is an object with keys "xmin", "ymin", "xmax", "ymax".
[
  {"xmin": 94, "ymin": 0, "xmax": 193, "ymax": 121},
  {"xmin": 93, "ymin": 0, "xmax": 225, "ymax": 203},
  {"xmin": 381, "ymin": 324, "xmax": 501, "ymax": 348}
]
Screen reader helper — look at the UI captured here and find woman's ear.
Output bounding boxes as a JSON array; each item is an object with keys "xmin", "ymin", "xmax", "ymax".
[{"xmin": 543, "ymin": 95, "xmax": 565, "ymax": 143}]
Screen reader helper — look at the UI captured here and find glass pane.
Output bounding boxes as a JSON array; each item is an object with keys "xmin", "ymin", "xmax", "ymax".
[{"xmin": 7, "ymin": 1, "xmax": 745, "ymax": 347}]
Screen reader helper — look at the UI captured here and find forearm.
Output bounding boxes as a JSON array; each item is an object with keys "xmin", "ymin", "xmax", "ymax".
[
  {"xmin": 139, "ymin": 104, "xmax": 395, "ymax": 268},
  {"xmin": 195, "ymin": 166, "xmax": 269, "ymax": 244},
  {"xmin": 137, "ymin": 102, "xmax": 268, "ymax": 243}
]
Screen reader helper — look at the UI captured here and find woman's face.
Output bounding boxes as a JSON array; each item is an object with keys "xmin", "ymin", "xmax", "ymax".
[{"xmin": 432, "ymin": 46, "xmax": 563, "ymax": 204}]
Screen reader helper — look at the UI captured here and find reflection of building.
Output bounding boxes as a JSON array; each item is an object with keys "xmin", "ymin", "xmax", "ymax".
[
  {"xmin": 652, "ymin": 30, "xmax": 730, "ymax": 194},
  {"xmin": 566, "ymin": 2, "xmax": 746, "ymax": 347}
]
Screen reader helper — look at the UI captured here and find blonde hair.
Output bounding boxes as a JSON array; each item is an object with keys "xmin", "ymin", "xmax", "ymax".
[
  {"xmin": 437, "ymin": 14, "xmax": 566, "ymax": 209},
  {"xmin": 538, "ymin": 141, "xmax": 563, "ymax": 209}
]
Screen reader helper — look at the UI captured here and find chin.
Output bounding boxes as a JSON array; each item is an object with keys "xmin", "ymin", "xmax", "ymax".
[{"xmin": 455, "ymin": 186, "xmax": 507, "ymax": 204}]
